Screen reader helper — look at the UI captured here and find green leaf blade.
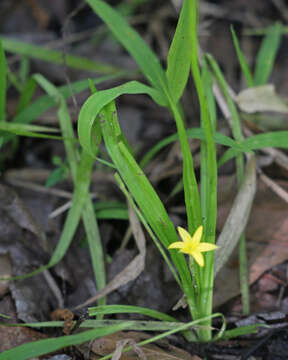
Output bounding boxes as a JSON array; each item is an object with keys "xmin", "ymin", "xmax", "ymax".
[
  {"xmin": 166, "ymin": 0, "xmax": 193, "ymax": 102},
  {"xmin": 0, "ymin": 40, "xmax": 7, "ymax": 122},
  {"xmin": 1, "ymin": 37, "xmax": 119, "ymax": 73},
  {"xmin": 254, "ymin": 23, "xmax": 282, "ymax": 85},
  {"xmin": 231, "ymin": 26, "xmax": 254, "ymax": 88},
  {"xmin": 86, "ymin": 0, "xmax": 168, "ymax": 94},
  {"xmin": 0, "ymin": 323, "xmax": 132, "ymax": 360}
]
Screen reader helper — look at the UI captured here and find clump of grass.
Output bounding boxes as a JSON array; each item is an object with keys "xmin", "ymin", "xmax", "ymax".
[{"xmin": 0, "ymin": 0, "xmax": 287, "ymax": 358}]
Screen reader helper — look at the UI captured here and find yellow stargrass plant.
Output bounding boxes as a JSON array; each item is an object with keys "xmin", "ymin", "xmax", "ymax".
[{"xmin": 1, "ymin": 0, "xmax": 285, "ymax": 358}]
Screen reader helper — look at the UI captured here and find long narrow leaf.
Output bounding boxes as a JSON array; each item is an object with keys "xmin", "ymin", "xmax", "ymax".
[
  {"xmin": 16, "ymin": 77, "xmax": 37, "ymax": 114},
  {"xmin": 254, "ymin": 23, "xmax": 282, "ymax": 85},
  {"xmin": 86, "ymin": 0, "xmax": 168, "ymax": 93},
  {"xmin": 89, "ymin": 305, "xmax": 177, "ymax": 322},
  {"xmin": 1, "ymin": 36, "xmax": 119, "ymax": 73},
  {"xmin": 87, "ymin": 0, "xmax": 202, "ymax": 250},
  {"xmin": 231, "ymin": 26, "xmax": 254, "ymax": 87},
  {"xmin": 140, "ymin": 128, "xmax": 240, "ymax": 168},
  {"xmin": 78, "ymin": 81, "xmax": 167, "ymax": 156},
  {"xmin": 13, "ymin": 73, "xmax": 124, "ymax": 125},
  {"xmin": 78, "ymin": 98, "xmax": 198, "ymax": 312},
  {"xmin": 166, "ymin": 0, "xmax": 193, "ymax": 102},
  {"xmin": 0, "ymin": 40, "xmax": 7, "ymax": 122},
  {"xmin": 0, "ymin": 323, "xmax": 132, "ymax": 360},
  {"xmin": 219, "ymin": 130, "xmax": 288, "ymax": 166}
]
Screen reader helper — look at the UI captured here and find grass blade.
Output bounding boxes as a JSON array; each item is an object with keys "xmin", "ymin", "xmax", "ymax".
[
  {"xmin": 13, "ymin": 73, "xmax": 125, "ymax": 125},
  {"xmin": 231, "ymin": 26, "xmax": 254, "ymax": 87},
  {"xmin": 140, "ymin": 128, "xmax": 240, "ymax": 168},
  {"xmin": 1, "ymin": 73, "xmax": 124, "ymax": 146},
  {"xmin": 1, "ymin": 36, "xmax": 120, "ymax": 73},
  {"xmin": 0, "ymin": 122, "xmax": 61, "ymax": 140},
  {"xmin": 88, "ymin": 305, "xmax": 177, "ymax": 322},
  {"xmin": 100, "ymin": 313, "xmax": 225, "ymax": 360},
  {"xmin": 16, "ymin": 77, "xmax": 37, "ymax": 114},
  {"xmin": 188, "ymin": 0, "xmax": 218, "ymax": 340},
  {"xmin": 0, "ymin": 323, "xmax": 132, "ymax": 360},
  {"xmin": 28, "ymin": 75, "xmax": 106, "ymax": 301},
  {"xmin": 86, "ymin": 0, "xmax": 168, "ymax": 93},
  {"xmin": 166, "ymin": 0, "xmax": 193, "ymax": 102},
  {"xmin": 0, "ymin": 40, "xmax": 7, "ymax": 122},
  {"xmin": 254, "ymin": 23, "xmax": 282, "ymax": 85},
  {"xmin": 219, "ymin": 130, "xmax": 288, "ymax": 166},
  {"xmin": 80, "ymin": 98, "xmax": 198, "ymax": 314},
  {"xmin": 87, "ymin": 0, "xmax": 202, "ymax": 254},
  {"xmin": 78, "ymin": 81, "xmax": 167, "ymax": 156},
  {"xmin": 207, "ymin": 53, "xmax": 254, "ymax": 314}
]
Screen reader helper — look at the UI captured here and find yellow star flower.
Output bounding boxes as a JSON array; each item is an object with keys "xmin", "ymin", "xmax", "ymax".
[{"xmin": 168, "ymin": 225, "xmax": 218, "ymax": 267}]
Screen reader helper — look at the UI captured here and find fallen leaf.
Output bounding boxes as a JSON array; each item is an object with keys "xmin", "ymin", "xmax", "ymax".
[
  {"xmin": 235, "ymin": 85, "xmax": 288, "ymax": 113},
  {"xmin": 88, "ymin": 331, "xmax": 201, "ymax": 359},
  {"xmin": 0, "ymin": 183, "xmax": 47, "ymax": 251},
  {"xmin": 0, "ymin": 326, "xmax": 47, "ymax": 352},
  {"xmin": 215, "ymin": 155, "xmax": 256, "ymax": 276}
]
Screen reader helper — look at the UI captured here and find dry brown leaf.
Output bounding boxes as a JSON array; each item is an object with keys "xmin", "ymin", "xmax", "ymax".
[
  {"xmin": 235, "ymin": 85, "xmax": 288, "ymax": 114},
  {"xmin": 0, "ymin": 184, "xmax": 47, "ymax": 251},
  {"xmin": 90, "ymin": 331, "xmax": 201, "ymax": 360},
  {"xmin": 112, "ymin": 338, "xmax": 146, "ymax": 360},
  {"xmin": 0, "ymin": 326, "xmax": 47, "ymax": 353},
  {"xmin": 215, "ymin": 155, "xmax": 256, "ymax": 276}
]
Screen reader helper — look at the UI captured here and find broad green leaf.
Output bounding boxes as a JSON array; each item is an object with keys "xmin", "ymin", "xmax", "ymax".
[
  {"xmin": 254, "ymin": 23, "xmax": 282, "ymax": 85},
  {"xmin": 166, "ymin": 0, "xmax": 193, "ymax": 102}
]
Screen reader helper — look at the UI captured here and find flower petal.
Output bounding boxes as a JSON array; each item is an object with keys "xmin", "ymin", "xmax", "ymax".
[
  {"xmin": 191, "ymin": 250, "xmax": 204, "ymax": 267},
  {"xmin": 168, "ymin": 241, "xmax": 185, "ymax": 249},
  {"xmin": 177, "ymin": 226, "xmax": 192, "ymax": 244},
  {"xmin": 192, "ymin": 225, "xmax": 203, "ymax": 245},
  {"xmin": 198, "ymin": 243, "xmax": 218, "ymax": 252}
]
